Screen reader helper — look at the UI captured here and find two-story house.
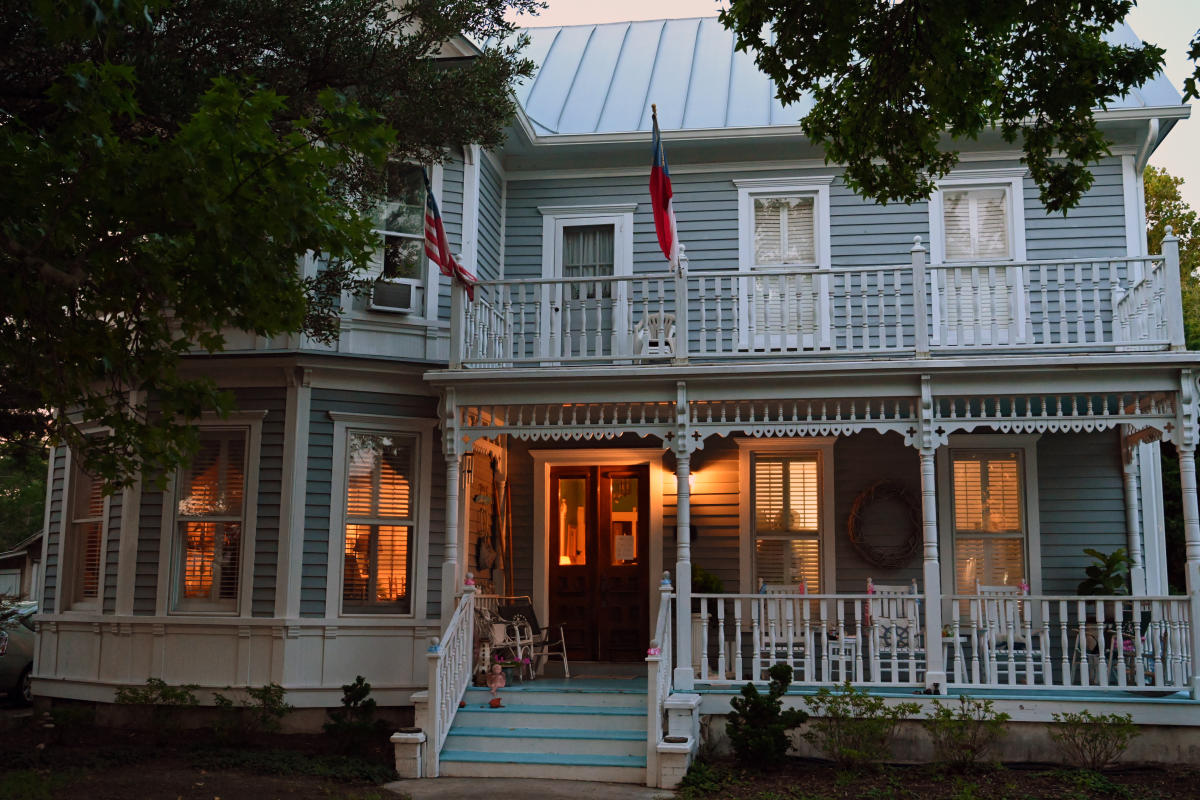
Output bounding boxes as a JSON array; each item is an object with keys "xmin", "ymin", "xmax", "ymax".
[{"xmin": 31, "ymin": 16, "xmax": 1200, "ymax": 788}]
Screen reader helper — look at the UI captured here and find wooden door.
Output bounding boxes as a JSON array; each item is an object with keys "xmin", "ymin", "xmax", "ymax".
[{"xmin": 548, "ymin": 465, "xmax": 650, "ymax": 662}]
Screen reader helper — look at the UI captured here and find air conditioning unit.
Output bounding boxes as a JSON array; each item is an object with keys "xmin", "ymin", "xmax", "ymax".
[{"xmin": 370, "ymin": 278, "xmax": 422, "ymax": 315}]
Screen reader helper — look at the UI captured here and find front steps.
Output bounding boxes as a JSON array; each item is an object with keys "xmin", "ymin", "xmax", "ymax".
[{"xmin": 438, "ymin": 679, "xmax": 648, "ymax": 783}]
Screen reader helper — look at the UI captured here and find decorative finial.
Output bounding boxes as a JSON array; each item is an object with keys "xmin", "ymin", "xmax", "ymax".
[
  {"xmin": 1165, "ymin": 225, "xmax": 1176, "ymax": 238},
  {"xmin": 911, "ymin": 235, "xmax": 924, "ymax": 250},
  {"xmin": 661, "ymin": 571, "xmax": 672, "ymax": 587},
  {"xmin": 652, "ymin": 103, "xmax": 657, "ymax": 115}
]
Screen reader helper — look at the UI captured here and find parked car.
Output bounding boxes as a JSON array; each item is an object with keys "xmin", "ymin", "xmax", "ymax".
[{"xmin": 0, "ymin": 600, "xmax": 35, "ymax": 704}]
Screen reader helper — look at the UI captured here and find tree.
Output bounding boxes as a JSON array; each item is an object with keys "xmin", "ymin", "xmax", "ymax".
[
  {"xmin": 719, "ymin": 1, "xmax": 1164, "ymax": 213},
  {"xmin": 0, "ymin": 450, "xmax": 47, "ymax": 552},
  {"xmin": 1145, "ymin": 166, "xmax": 1200, "ymax": 350},
  {"xmin": 0, "ymin": 0, "xmax": 538, "ymax": 487}
]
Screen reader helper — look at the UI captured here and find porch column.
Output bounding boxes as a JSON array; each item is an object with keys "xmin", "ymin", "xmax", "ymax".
[
  {"xmin": 1121, "ymin": 446, "xmax": 1148, "ymax": 595},
  {"xmin": 674, "ymin": 447, "xmax": 694, "ymax": 690},
  {"xmin": 442, "ymin": 453, "xmax": 460, "ymax": 625},
  {"xmin": 1177, "ymin": 443, "xmax": 1200, "ymax": 698},
  {"xmin": 919, "ymin": 447, "xmax": 947, "ymax": 693}
]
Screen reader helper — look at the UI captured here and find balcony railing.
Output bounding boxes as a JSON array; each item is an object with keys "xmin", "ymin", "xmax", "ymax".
[{"xmin": 450, "ymin": 235, "xmax": 1184, "ymax": 369}]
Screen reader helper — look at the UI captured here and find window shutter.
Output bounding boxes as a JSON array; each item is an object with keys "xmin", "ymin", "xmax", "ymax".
[
  {"xmin": 955, "ymin": 536, "xmax": 1026, "ymax": 594},
  {"xmin": 755, "ymin": 538, "xmax": 821, "ymax": 592},
  {"xmin": 943, "ymin": 188, "xmax": 1011, "ymax": 261},
  {"xmin": 783, "ymin": 198, "xmax": 815, "ymax": 263},
  {"xmin": 753, "ymin": 199, "xmax": 782, "ymax": 265},
  {"xmin": 754, "ymin": 459, "xmax": 786, "ymax": 530},
  {"xmin": 754, "ymin": 197, "xmax": 816, "ymax": 266},
  {"xmin": 787, "ymin": 459, "xmax": 819, "ymax": 530}
]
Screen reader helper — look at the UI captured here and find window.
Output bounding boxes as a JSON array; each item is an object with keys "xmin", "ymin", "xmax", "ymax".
[
  {"xmin": 67, "ymin": 462, "xmax": 104, "ymax": 608},
  {"xmin": 950, "ymin": 449, "xmax": 1026, "ymax": 594},
  {"xmin": 342, "ymin": 432, "xmax": 416, "ymax": 614},
  {"xmin": 752, "ymin": 196, "xmax": 817, "ymax": 268},
  {"xmin": 942, "ymin": 187, "xmax": 1012, "ymax": 262},
  {"xmin": 174, "ymin": 430, "xmax": 247, "ymax": 611},
  {"xmin": 752, "ymin": 455, "xmax": 822, "ymax": 591},
  {"xmin": 562, "ymin": 224, "xmax": 615, "ymax": 299},
  {"xmin": 375, "ymin": 163, "xmax": 426, "ymax": 282}
]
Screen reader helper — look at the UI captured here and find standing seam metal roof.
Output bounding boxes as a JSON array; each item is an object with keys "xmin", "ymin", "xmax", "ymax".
[{"xmin": 512, "ymin": 17, "xmax": 1181, "ymax": 137}]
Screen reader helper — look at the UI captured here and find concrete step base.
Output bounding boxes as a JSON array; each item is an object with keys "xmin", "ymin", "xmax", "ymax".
[{"xmin": 438, "ymin": 750, "xmax": 647, "ymax": 783}]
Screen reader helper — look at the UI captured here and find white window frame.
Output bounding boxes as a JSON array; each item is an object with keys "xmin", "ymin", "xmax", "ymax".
[
  {"xmin": 538, "ymin": 204, "xmax": 636, "ymax": 358},
  {"xmin": 366, "ymin": 161, "xmax": 431, "ymax": 317},
  {"xmin": 159, "ymin": 412, "xmax": 264, "ymax": 617},
  {"xmin": 738, "ymin": 438, "xmax": 836, "ymax": 595},
  {"xmin": 936, "ymin": 434, "xmax": 1042, "ymax": 599},
  {"xmin": 734, "ymin": 178, "xmax": 833, "ymax": 350},
  {"xmin": 61, "ymin": 446, "xmax": 109, "ymax": 613},
  {"xmin": 327, "ymin": 412, "xmax": 437, "ymax": 622},
  {"xmin": 928, "ymin": 170, "xmax": 1029, "ymax": 345}
]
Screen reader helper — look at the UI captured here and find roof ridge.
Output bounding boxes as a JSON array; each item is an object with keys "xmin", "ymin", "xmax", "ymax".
[{"xmin": 519, "ymin": 15, "xmax": 720, "ymax": 31}]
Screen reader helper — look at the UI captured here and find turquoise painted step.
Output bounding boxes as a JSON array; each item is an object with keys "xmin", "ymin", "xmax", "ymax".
[
  {"xmin": 439, "ymin": 749, "xmax": 648, "ymax": 768},
  {"xmin": 455, "ymin": 702, "xmax": 645, "ymax": 716},
  {"xmin": 447, "ymin": 726, "xmax": 644, "ymax": 740}
]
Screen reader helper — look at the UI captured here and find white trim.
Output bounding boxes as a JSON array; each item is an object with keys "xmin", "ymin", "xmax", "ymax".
[
  {"xmin": 537, "ymin": 203, "xmax": 639, "ymax": 217},
  {"xmin": 936, "ymin": 434, "xmax": 1043, "ymax": 598},
  {"xmin": 326, "ymin": 415, "xmax": 437, "ymax": 623},
  {"xmin": 462, "ymin": 144, "xmax": 481, "ymax": 274},
  {"xmin": 736, "ymin": 437, "xmax": 837, "ymax": 595},
  {"xmin": 529, "ymin": 448, "xmax": 665, "ymax": 633},
  {"xmin": 160, "ymin": 412, "xmax": 266, "ymax": 617},
  {"xmin": 1122, "ymin": 155, "xmax": 1146, "ymax": 262},
  {"xmin": 1139, "ymin": 439, "xmax": 1169, "ymax": 594}
]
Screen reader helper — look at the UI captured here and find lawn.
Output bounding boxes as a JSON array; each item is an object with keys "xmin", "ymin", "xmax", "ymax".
[{"xmin": 677, "ymin": 758, "xmax": 1200, "ymax": 800}]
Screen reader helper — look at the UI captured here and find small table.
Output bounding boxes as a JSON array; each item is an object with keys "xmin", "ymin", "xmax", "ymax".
[
  {"xmin": 943, "ymin": 635, "xmax": 971, "ymax": 684},
  {"xmin": 825, "ymin": 635, "xmax": 860, "ymax": 681}
]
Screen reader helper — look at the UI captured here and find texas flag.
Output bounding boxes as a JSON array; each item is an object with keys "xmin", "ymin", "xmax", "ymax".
[{"xmin": 649, "ymin": 107, "xmax": 679, "ymax": 269}]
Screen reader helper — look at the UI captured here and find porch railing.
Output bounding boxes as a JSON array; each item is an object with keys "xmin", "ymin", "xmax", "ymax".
[
  {"xmin": 423, "ymin": 586, "xmax": 475, "ymax": 777},
  {"xmin": 691, "ymin": 593, "xmax": 927, "ymax": 688},
  {"xmin": 646, "ymin": 579, "xmax": 674, "ymax": 784},
  {"xmin": 452, "ymin": 246, "xmax": 1182, "ymax": 369},
  {"xmin": 944, "ymin": 594, "xmax": 1194, "ymax": 693}
]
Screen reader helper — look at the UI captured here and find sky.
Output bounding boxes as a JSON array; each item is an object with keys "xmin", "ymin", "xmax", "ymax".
[{"xmin": 510, "ymin": 0, "xmax": 1200, "ymax": 211}]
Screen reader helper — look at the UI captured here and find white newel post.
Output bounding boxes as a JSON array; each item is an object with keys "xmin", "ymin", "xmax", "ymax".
[
  {"xmin": 674, "ymin": 382, "xmax": 694, "ymax": 690},
  {"xmin": 912, "ymin": 236, "xmax": 930, "ymax": 358},
  {"xmin": 1122, "ymin": 443, "xmax": 1148, "ymax": 595},
  {"xmin": 450, "ymin": 280, "xmax": 466, "ymax": 369},
  {"xmin": 1163, "ymin": 228, "xmax": 1185, "ymax": 351},
  {"xmin": 920, "ymin": 447, "xmax": 947, "ymax": 692},
  {"xmin": 441, "ymin": 388, "xmax": 462, "ymax": 625}
]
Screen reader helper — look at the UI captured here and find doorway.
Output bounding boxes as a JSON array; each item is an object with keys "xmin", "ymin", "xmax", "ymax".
[{"xmin": 548, "ymin": 465, "xmax": 650, "ymax": 662}]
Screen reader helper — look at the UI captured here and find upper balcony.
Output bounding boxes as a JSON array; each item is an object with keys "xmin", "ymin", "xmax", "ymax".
[{"xmin": 449, "ymin": 235, "xmax": 1185, "ymax": 371}]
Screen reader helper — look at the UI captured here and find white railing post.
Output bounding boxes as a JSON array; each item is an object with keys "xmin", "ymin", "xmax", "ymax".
[
  {"xmin": 674, "ymin": 385, "xmax": 695, "ymax": 690},
  {"xmin": 646, "ymin": 573, "xmax": 673, "ymax": 787},
  {"xmin": 920, "ymin": 447, "xmax": 947, "ymax": 692},
  {"xmin": 442, "ymin": 451, "xmax": 461, "ymax": 626},
  {"xmin": 1177, "ymin": 442, "xmax": 1200, "ymax": 697},
  {"xmin": 1163, "ymin": 228, "xmax": 1185, "ymax": 350},
  {"xmin": 912, "ymin": 236, "xmax": 930, "ymax": 358},
  {"xmin": 674, "ymin": 246, "xmax": 690, "ymax": 364},
  {"xmin": 424, "ymin": 637, "xmax": 443, "ymax": 777},
  {"xmin": 449, "ymin": 280, "xmax": 466, "ymax": 368}
]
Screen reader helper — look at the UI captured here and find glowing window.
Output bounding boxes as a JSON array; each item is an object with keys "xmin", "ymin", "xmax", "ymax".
[
  {"xmin": 752, "ymin": 455, "xmax": 821, "ymax": 592},
  {"xmin": 343, "ymin": 432, "xmax": 416, "ymax": 614},
  {"xmin": 174, "ymin": 430, "xmax": 247, "ymax": 610},
  {"xmin": 68, "ymin": 463, "xmax": 105, "ymax": 607},
  {"xmin": 951, "ymin": 449, "xmax": 1026, "ymax": 594}
]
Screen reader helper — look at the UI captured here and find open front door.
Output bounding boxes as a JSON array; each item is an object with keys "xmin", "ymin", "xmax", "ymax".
[{"xmin": 549, "ymin": 465, "xmax": 649, "ymax": 662}]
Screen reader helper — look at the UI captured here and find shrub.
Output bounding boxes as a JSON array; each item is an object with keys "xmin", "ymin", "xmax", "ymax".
[
  {"xmin": 324, "ymin": 675, "xmax": 387, "ymax": 756},
  {"xmin": 925, "ymin": 695, "xmax": 1011, "ymax": 770},
  {"xmin": 114, "ymin": 677, "xmax": 199, "ymax": 740},
  {"xmin": 726, "ymin": 664, "xmax": 808, "ymax": 769},
  {"xmin": 802, "ymin": 681, "xmax": 920, "ymax": 767},
  {"xmin": 211, "ymin": 682, "xmax": 293, "ymax": 744},
  {"xmin": 1050, "ymin": 710, "xmax": 1139, "ymax": 771}
]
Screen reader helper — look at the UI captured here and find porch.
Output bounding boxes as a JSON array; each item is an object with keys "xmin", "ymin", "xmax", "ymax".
[
  {"xmin": 415, "ymin": 362, "xmax": 1200, "ymax": 784},
  {"xmin": 448, "ymin": 236, "xmax": 1186, "ymax": 370}
]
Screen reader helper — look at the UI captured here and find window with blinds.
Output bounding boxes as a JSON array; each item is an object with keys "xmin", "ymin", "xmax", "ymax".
[
  {"xmin": 752, "ymin": 455, "xmax": 822, "ymax": 592},
  {"xmin": 343, "ymin": 432, "xmax": 416, "ymax": 614},
  {"xmin": 950, "ymin": 449, "xmax": 1026, "ymax": 594},
  {"xmin": 942, "ymin": 188, "xmax": 1011, "ymax": 261},
  {"xmin": 69, "ymin": 464, "xmax": 104, "ymax": 607},
  {"xmin": 175, "ymin": 429, "xmax": 247, "ymax": 610},
  {"xmin": 753, "ymin": 196, "xmax": 816, "ymax": 267}
]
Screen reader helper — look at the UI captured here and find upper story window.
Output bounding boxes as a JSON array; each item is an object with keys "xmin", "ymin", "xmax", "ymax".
[
  {"xmin": 174, "ymin": 429, "xmax": 247, "ymax": 612},
  {"xmin": 753, "ymin": 196, "xmax": 817, "ymax": 268},
  {"xmin": 942, "ymin": 187, "xmax": 1012, "ymax": 262},
  {"xmin": 67, "ymin": 461, "xmax": 104, "ymax": 609},
  {"xmin": 562, "ymin": 224, "xmax": 615, "ymax": 299},
  {"xmin": 375, "ymin": 163, "xmax": 426, "ymax": 282},
  {"xmin": 342, "ymin": 431, "xmax": 417, "ymax": 615}
]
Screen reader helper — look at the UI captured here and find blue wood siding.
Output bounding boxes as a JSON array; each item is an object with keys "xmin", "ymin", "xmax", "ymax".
[
  {"xmin": 133, "ymin": 485, "xmax": 162, "ymax": 615},
  {"xmin": 478, "ymin": 153, "xmax": 504, "ymax": 283},
  {"xmin": 102, "ymin": 489, "xmax": 122, "ymax": 613},
  {"xmin": 437, "ymin": 153, "xmax": 466, "ymax": 322},
  {"xmin": 302, "ymin": 388, "xmax": 440, "ymax": 618},
  {"xmin": 1036, "ymin": 431, "xmax": 1127, "ymax": 595},
  {"xmin": 503, "ymin": 157, "xmax": 1132, "ymax": 282},
  {"xmin": 41, "ymin": 447, "xmax": 66, "ymax": 613}
]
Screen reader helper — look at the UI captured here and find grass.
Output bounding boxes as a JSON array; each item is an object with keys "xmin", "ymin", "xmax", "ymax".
[
  {"xmin": 190, "ymin": 747, "xmax": 398, "ymax": 784},
  {"xmin": 0, "ymin": 769, "xmax": 76, "ymax": 800}
]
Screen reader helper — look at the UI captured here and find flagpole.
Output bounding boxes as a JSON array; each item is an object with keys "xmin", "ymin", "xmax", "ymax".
[{"xmin": 650, "ymin": 104, "xmax": 683, "ymax": 274}]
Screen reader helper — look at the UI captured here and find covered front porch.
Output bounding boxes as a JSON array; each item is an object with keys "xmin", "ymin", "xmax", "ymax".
[{"xmin": 414, "ymin": 361, "xmax": 1200, "ymax": 781}]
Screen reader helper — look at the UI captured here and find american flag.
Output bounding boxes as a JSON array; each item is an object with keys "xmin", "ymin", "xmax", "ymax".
[{"xmin": 423, "ymin": 169, "xmax": 476, "ymax": 300}]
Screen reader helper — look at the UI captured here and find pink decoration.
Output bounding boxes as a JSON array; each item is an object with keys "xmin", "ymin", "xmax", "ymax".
[
  {"xmin": 464, "ymin": 576, "xmax": 475, "ymax": 586},
  {"xmin": 1019, "ymin": 581, "xmax": 1030, "ymax": 595},
  {"xmin": 647, "ymin": 647, "xmax": 661, "ymax": 656},
  {"xmin": 487, "ymin": 662, "xmax": 506, "ymax": 696}
]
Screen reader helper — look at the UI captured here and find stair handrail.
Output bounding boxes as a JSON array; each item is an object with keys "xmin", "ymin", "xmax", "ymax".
[
  {"xmin": 424, "ymin": 583, "xmax": 476, "ymax": 777},
  {"xmin": 646, "ymin": 573, "xmax": 674, "ymax": 783}
]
